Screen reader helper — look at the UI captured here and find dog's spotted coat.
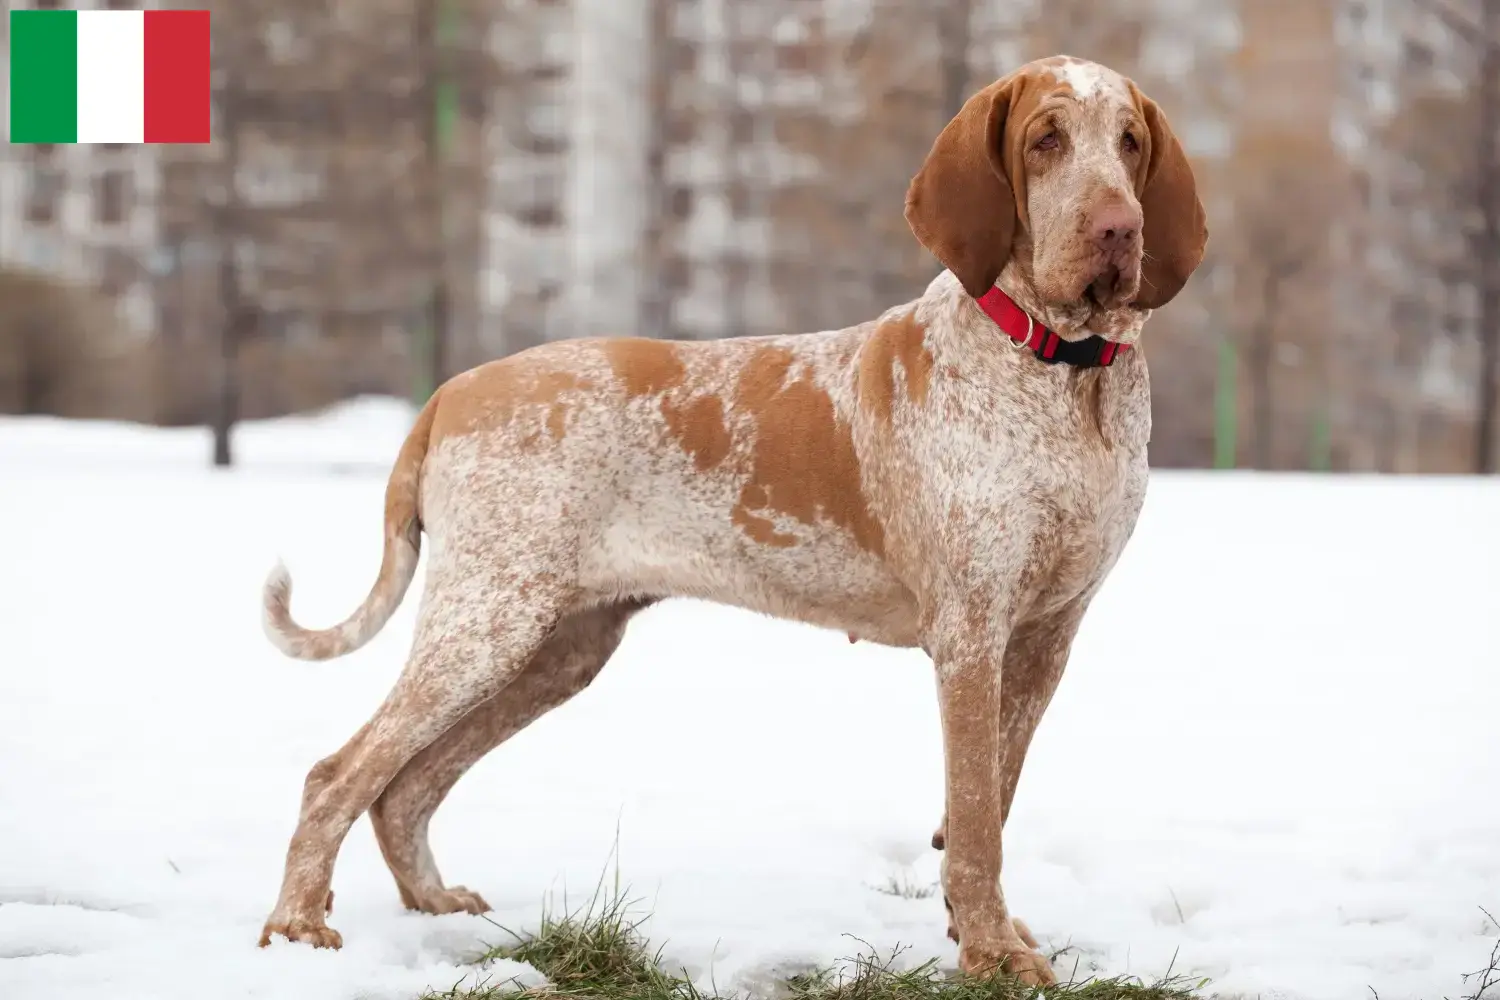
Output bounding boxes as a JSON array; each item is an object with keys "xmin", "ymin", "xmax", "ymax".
[{"xmin": 258, "ymin": 56, "xmax": 1207, "ymax": 985}]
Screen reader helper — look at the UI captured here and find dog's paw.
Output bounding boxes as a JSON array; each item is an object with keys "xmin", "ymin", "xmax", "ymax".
[
  {"xmin": 258, "ymin": 916, "xmax": 343, "ymax": 950},
  {"xmin": 943, "ymin": 896, "xmax": 1037, "ymax": 951},
  {"xmin": 1011, "ymin": 917, "xmax": 1040, "ymax": 950},
  {"xmin": 406, "ymin": 885, "xmax": 492, "ymax": 916},
  {"xmin": 958, "ymin": 936, "xmax": 1057, "ymax": 986}
]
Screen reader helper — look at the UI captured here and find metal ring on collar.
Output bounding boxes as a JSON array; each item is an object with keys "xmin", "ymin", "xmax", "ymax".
[{"xmin": 1010, "ymin": 311, "xmax": 1034, "ymax": 350}]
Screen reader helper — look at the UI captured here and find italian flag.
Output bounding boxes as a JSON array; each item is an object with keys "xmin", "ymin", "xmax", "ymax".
[{"xmin": 9, "ymin": 9, "xmax": 210, "ymax": 144}]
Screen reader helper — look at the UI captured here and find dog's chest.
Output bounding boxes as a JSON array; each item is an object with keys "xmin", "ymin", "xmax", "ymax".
[
  {"xmin": 1025, "ymin": 443, "xmax": 1146, "ymax": 614},
  {"xmin": 920, "ymin": 364, "xmax": 1149, "ymax": 614}
]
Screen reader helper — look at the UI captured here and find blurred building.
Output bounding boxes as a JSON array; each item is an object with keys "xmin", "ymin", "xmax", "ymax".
[
  {"xmin": 484, "ymin": 0, "xmax": 577, "ymax": 354},
  {"xmin": 1337, "ymin": 0, "xmax": 1484, "ymax": 470},
  {"xmin": 649, "ymin": 0, "xmax": 944, "ymax": 342},
  {"xmin": 0, "ymin": 141, "xmax": 160, "ymax": 336},
  {"xmin": 0, "ymin": 0, "xmax": 1491, "ymax": 471}
]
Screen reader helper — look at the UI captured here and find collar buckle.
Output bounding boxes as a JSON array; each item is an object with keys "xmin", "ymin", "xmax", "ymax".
[{"xmin": 1033, "ymin": 330, "xmax": 1064, "ymax": 364}]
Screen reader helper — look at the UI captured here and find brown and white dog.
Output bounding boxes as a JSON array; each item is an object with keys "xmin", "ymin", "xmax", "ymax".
[{"xmin": 257, "ymin": 55, "xmax": 1206, "ymax": 985}]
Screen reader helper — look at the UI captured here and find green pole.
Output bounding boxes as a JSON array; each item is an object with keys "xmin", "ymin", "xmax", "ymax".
[
  {"xmin": 436, "ymin": 0, "xmax": 458, "ymax": 153},
  {"xmin": 1213, "ymin": 335, "xmax": 1238, "ymax": 470},
  {"xmin": 413, "ymin": 0, "xmax": 458, "ymax": 406},
  {"xmin": 412, "ymin": 314, "xmax": 434, "ymax": 406},
  {"xmin": 1308, "ymin": 403, "xmax": 1331, "ymax": 472}
]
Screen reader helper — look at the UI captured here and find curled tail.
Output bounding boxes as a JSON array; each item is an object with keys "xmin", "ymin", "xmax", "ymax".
[{"xmin": 262, "ymin": 391, "xmax": 442, "ymax": 661}]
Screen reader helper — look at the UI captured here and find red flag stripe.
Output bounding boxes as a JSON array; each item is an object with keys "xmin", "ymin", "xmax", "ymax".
[{"xmin": 143, "ymin": 10, "xmax": 211, "ymax": 143}]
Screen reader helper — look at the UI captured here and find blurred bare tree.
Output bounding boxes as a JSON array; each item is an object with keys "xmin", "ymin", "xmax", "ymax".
[
  {"xmin": 1233, "ymin": 164, "xmax": 1337, "ymax": 470},
  {"xmin": 1481, "ymin": 1, "xmax": 1500, "ymax": 474},
  {"xmin": 1376, "ymin": 86, "xmax": 1479, "ymax": 472},
  {"xmin": 1027, "ymin": 0, "xmax": 1145, "ymax": 70},
  {"xmin": 936, "ymin": 0, "xmax": 974, "ymax": 119}
]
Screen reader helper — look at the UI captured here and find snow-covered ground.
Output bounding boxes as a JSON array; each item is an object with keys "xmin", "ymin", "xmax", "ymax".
[{"xmin": 2, "ymin": 398, "xmax": 1498, "ymax": 1000}]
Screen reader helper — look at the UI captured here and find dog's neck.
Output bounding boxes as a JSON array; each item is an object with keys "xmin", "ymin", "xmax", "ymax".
[
  {"xmin": 913, "ymin": 270, "xmax": 1149, "ymax": 454},
  {"xmin": 920, "ymin": 270, "xmax": 1146, "ymax": 393}
]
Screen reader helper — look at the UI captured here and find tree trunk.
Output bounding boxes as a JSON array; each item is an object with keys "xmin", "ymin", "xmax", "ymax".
[
  {"xmin": 1476, "ymin": 0, "xmax": 1499, "ymax": 472},
  {"xmin": 420, "ymin": 0, "xmax": 452, "ymax": 390},
  {"xmin": 212, "ymin": 248, "xmax": 240, "ymax": 468},
  {"xmin": 1249, "ymin": 274, "xmax": 1281, "ymax": 470},
  {"xmin": 212, "ymin": 87, "xmax": 242, "ymax": 469},
  {"xmin": 640, "ymin": 0, "xmax": 672, "ymax": 339},
  {"xmin": 721, "ymin": 2, "xmax": 752, "ymax": 341},
  {"xmin": 937, "ymin": 0, "xmax": 972, "ymax": 120}
]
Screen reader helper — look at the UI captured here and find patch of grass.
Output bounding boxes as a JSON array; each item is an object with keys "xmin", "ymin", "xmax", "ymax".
[
  {"xmin": 419, "ymin": 852, "xmax": 1500, "ymax": 1000},
  {"xmin": 419, "ymin": 865, "xmax": 1215, "ymax": 1000},
  {"xmin": 781, "ymin": 950, "xmax": 1212, "ymax": 1000},
  {"xmin": 480, "ymin": 889, "xmax": 694, "ymax": 1000},
  {"xmin": 870, "ymin": 872, "xmax": 940, "ymax": 901}
]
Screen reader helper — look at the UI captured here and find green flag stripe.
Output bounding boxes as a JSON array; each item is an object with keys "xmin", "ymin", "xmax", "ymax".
[{"xmin": 10, "ymin": 11, "xmax": 79, "ymax": 143}]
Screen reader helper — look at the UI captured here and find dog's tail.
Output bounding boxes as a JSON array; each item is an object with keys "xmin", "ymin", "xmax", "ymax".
[{"xmin": 261, "ymin": 390, "xmax": 442, "ymax": 661}]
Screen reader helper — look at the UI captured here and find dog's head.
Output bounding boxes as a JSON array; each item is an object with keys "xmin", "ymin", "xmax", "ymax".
[{"xmin": 905, "ymin": 56, "xmax": 1208, "ymax": 335}]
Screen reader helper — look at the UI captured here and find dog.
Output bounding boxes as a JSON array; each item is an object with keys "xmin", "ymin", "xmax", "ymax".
[{"xmin": 257, "ymin": 55, "xmax": 1206, "ymax": 986}]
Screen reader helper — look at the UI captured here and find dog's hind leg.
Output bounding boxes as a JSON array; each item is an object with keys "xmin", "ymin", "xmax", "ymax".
[
  {"xmin": 258, "ymin": 541, "xmax": 579, "ymax": 949},
  {"xmin": 367, "ymin": 598, "xmax": 650, "ymax": 915}
]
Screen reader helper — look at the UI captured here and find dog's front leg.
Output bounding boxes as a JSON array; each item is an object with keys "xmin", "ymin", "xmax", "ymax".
[{"xmin": 931, "ymin": 607, "xmax": 1057, "ymax": 986}]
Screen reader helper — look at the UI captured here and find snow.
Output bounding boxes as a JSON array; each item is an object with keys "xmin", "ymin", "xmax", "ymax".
[{"xmin": 1, "ymin": 397, "xmax": 1498, "ymax": 1000}]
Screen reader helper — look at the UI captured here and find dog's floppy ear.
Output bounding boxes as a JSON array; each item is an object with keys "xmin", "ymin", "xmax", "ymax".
[
  {"xmin": 904, "ymin": 78, "xmax": 1020, "ymax": 298},
  {"xmin": 1131, "ymin": 90, "xmax": 1208, "ymax": 310}
]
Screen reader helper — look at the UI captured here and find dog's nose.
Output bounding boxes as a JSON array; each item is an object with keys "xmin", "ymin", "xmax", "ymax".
[{"xmin": 1091, "ymin": 203, "xmax": 1142, "ymax": 253}]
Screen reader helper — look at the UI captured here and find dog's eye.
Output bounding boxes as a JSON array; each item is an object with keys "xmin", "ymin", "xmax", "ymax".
[
  {"xmin": 1034, "ymin": 132, "xmax": 1059, "ymax": 152},
  {"xmin": 1122, "ymin": 131, "xmax": 1139, "ymax": 153}
]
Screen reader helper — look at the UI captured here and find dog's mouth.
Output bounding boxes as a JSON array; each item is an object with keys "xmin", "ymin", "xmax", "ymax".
[
  {"xmin": 1078, "ymin": 259, "xmax": 1147, "ymax": 316},
  {"xmin": 1084, "ymin": 266, "xmax": 1124, "ymax": 308},
  {"xmin": 1048, "ymin": 263, "xmax": 1145, "ymax": 337},
  {"xmin": 1035, "ymin": 255, "xmax": 1144, "ymax": 332}
]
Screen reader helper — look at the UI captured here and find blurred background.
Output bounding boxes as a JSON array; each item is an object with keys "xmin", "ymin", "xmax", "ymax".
[{"xmin": 0, "ymin": 0, "xmax": 1496, "ymax": 473}]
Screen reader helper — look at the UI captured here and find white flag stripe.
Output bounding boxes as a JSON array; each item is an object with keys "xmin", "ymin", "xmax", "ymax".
[{"xmin": 76, "ymin": 10, "xmax": 145, "ymax": 144}]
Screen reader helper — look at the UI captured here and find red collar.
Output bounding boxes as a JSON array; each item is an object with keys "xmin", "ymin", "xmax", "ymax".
[{"xmin": 974, "ymin": 286, "xmax": 1130, "ymax": 369}]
